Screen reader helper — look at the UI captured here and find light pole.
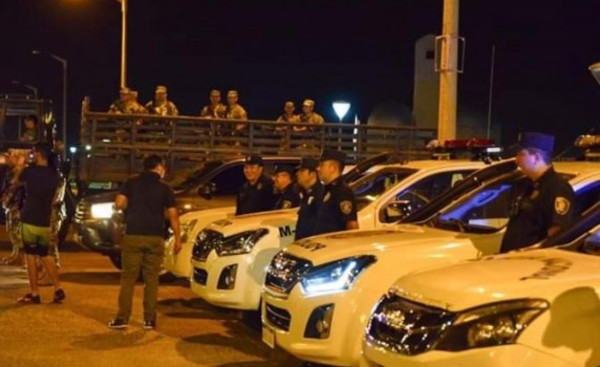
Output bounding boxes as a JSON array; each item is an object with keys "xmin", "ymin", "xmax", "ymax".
[
  {"xmin": 10, "ymin": 80, "xmax": 38, "ymax": 98},
  {"xmin": 32, "ymin": 50, "xmax": 67, "ymax": 158},
  {"xmin": 117, "ymin": 0, "xmax": 128, "ymax": 88}
]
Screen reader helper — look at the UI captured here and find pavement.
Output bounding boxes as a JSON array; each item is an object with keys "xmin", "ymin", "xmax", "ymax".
[{"xmin": 0, "ymin": 236, "xmax": 303, "ymax": 367}]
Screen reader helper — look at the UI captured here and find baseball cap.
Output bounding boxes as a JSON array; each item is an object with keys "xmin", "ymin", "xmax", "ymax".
[
  {"xmin": 155, "ymin": 85, "xmax": 167, "ymax": 94},
  {"xmin": 516, "ymin": 132, "xmax": 555, "ymax": 153},
  {"xmin": 303, "ymin": 99, "xmax": 315, "ymax": 107},
  {"xmin": 244, "ymin": 154, "xmax": 263, "ymax": 166}
]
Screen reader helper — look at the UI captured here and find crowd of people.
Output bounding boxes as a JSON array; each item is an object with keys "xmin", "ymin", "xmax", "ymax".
[{"xmin": 108, "ymin": 86, "xmax": 326, "ymax": 132}]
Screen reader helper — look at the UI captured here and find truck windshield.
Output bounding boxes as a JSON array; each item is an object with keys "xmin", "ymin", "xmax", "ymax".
[
  {"xmin": 350, "ymin": 168, "xmax": 417, "ymax": 211},
  {"xmin": 172, "ymin": 160, "xmax": 224, "ymax": 192}
]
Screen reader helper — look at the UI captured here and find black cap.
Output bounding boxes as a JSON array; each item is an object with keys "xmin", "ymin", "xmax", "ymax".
[
  {"xmin": 517, "ymin": 132, "xmax": 555, "ymax": 153},
  {"xmin": 297, "ymin": 157, "xmax": 319, "ymax": 171},
  {"xmin": 244, "ymin": 154, "xmax": 263, "ymax": 166},
  {"xmin": 319, "ymin": 149, "xmax": 346, "ymax": 164},
  {"xmin": 274, "ymin": 165, "xmax": 295, "ymax": 176}
]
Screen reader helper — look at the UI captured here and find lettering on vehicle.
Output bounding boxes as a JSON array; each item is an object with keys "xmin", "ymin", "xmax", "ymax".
[
  {"xmin": 292, "ymin": 240, "xmax": 327, "ymax": 252},
  {"xmin": 279, "ymin": 225, "xmax": 295, "ymax": 238},
  {"xmin": 479, "ymin": 255, "xmax": 573, "ymax": 281},
  {"xmin": 213, "ymin": 219, "xmax": 233, "ymax": 227}
]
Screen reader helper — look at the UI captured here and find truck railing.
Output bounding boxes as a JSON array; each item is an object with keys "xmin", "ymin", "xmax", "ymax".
[{"xmin": 79, "ymin": 103, "xmax": 436, "ymax": 182}]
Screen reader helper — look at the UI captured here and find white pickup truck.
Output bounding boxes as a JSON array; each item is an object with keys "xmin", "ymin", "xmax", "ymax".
[
  {"xmin": 189, "ymin": 159, "xmax": 486, "ymax": 310},
  {"xmin": 261, "ymin": 160, "xmax": 600, "ymax": 366},
  {"xmin": 361, "ymin": 201, "xmax": 600, "ymax": 367}
]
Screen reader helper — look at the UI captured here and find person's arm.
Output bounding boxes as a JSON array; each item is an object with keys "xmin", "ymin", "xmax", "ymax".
[
  {"xmin": 339, "ymin": 186, "xmax": 359, "ymax": 230},
  {"xmin": 167, "ymin": 206, "xmax": 181, "ymax": 254},
  {"xmin": 546, "ymin": 181, "xmax": 576, "ymax": 238}
]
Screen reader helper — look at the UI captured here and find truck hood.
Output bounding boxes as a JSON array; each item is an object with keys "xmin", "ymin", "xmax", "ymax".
[
  {"xmin": 203, "ymin": 209, "xmax": 299, "ymax": 237},
  {"xmin": 394, "ymin": 248, "xmax": 600, "ymax": 311},
  {"xmin": 285, "ymin": 224, "xmax": 461, "ymax": 266},
  {"xmin": 81, "ymin": 191, "xmax": 118, "ymax": 204}
]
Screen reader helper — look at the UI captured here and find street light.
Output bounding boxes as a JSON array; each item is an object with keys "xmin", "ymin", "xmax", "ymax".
[
  {"xmin": 117, "ymin": 0, "xmax": 128, "ymax": 88},
  {"xmin": 31, "ymin": 50, "xmax": 67, "ymax": 158},
  {"xmin": 10, "ymin": 80, "xmax": 38, "ymax": 98}
]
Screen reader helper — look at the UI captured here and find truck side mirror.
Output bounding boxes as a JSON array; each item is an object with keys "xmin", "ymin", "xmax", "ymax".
[
  {"xmin": 381, "ymin": 200, "xmax": 413, "ymax": 223},
  {"xmin": 197, "ymin": 182, "xmax": 216, "ymax": 199}
]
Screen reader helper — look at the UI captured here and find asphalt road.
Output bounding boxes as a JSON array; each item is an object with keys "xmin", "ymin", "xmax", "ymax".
[{"xmin": 0, "ymin": 240, "xmax": 303, "ymax": 367}]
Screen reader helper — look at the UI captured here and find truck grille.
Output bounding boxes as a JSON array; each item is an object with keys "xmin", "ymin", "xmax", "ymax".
[
  {"xmin": 193, "ymin": 267, "xmax": 208, "ymax": 285},
  {"xmin": 192, "ymin": 229, "xmax": 223, "ymax": 261},
  {"xmin": 366, "ymin": 294, "xmax": 455, "ymax": 356},
  {"xmin": 265, "ymin": 303, "xmax": 291, "ymax": 331},
  {"xmin": 264, "ymin": 252, "xmax": 312, "ymax": 294}
]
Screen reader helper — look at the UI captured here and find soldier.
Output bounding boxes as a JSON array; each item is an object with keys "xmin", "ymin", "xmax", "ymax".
[
  {"xmin": 0, "ymin": 150, "xmax": 27, "ymax": 265},
  {"xmin": 294, "ymin": 157, "xmax": 324, "ymax": 240},
  {"xmin": 500, "ymin": 132, "xmax": 576, "ymax": 253},
  {"xmin": 145, "ymin": 85, "xmax": 179, "ymax": 116},
  {"xmin": 273, "ymin": 165, "xmax": 300, "ymax": 210},
  {"xmin": 126, "ymin": 90, "xmax": 147, "ymax": 114},
  {"xmin": 235, "ymin": 155, "xmax": 277, "ymax": 216},
  {"xmin": 225, "ymin": 90, "xmax": 248, "ymax": 138},
  {"xmin": 200, "ymin": 89, "xmax": 226, "ymax": 119},
  {"xmin": 108, "ymin": 87, "xmax": 130, "ymax": 114},
  {"xmin": 276, "ymin": 101, "xmax": 300, "ymax": 128},
  {"xmin": 313, "ymin": 149, "xmax": 358, "ymax": 236},
  {"xmin": 298, "ymin": 99, "xmax": 324, "ymax": 132},
  {"xmin": 20, "ymin": 115, "xmax": 39, "ymax": 142}
]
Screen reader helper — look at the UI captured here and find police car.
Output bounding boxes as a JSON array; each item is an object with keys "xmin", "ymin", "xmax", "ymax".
[
  {"xmin": 361, "ymin": 200, "xmax": 600, "ymax": 367},
  {"xmin": 189, "ymin": 159, "xmax": 488, "ymax": 310},
  {"xmin": 261, "ymin": 160, "xmax": 600, "ymax": 366}
]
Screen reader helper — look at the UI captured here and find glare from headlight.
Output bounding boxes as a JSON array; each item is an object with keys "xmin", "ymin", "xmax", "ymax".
[
  {"xmin": 300, "ymin": 256, "xmax": 376, "ymax": 296},
  {"xmin": 90, "ymin": 202, "xmax": 114, "ymax": 219}
]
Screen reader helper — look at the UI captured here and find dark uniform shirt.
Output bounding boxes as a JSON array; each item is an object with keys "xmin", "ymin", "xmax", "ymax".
[
  {"xmin": 120, "ymin": 171, "xmax": 176, "ymax": 237},
  {"xmin": 20, "ymin": 165, "xmax": 60, "ymax": 227},
  {"xmin": 501, "ymin": 167, "xmax": 575, "ymax": 252},
  {"xmin": 235, "ymin": 175, "xmax": 276, "ymax": 216},
  {"xmin": 313, "ymin": 176, "xmax": 357, "ymax": 236},
  {"xmin": 275, "ymin": 184, "xmax": 300, "ymax": 210},
  {"xmin": 295, "ymin": 181, "xmax": 324, "ymax": 240}
]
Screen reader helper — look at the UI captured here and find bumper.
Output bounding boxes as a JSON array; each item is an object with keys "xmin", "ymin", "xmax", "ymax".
[
  {"xmin": 359, "ymin": 343, "xmax": 577, "ymax": 367},
  {"xmin": 262, "ymin": 287, "xmax": 375, "ymax": 366},
  {"xmin": 73, "ymin": 219, "xmax": 118, "ymax": 255},
  {"xmin": 163, "ymin": 236, "xmax": 193, "ymax": 279},
  {"xmin": 190, "ymin": 252, "xmax": 263, "ymax": 311}
]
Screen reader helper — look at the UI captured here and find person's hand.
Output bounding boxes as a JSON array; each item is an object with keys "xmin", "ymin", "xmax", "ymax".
[{"xmin": 173, "ymin": 239, "xmax": 182, "ymax": 255}]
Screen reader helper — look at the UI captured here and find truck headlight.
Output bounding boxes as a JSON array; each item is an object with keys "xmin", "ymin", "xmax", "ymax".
[
  {"xmin": 180, "ymin": 219, "xmax": 198, "ymax": 243},
  {"xmin": 215, "ymin": 228, "xmax": 268, "ymax": 256},
  {"xmin": 436, "ymin": 299, "xmax": 549, "ymax": 351},
  {"xmin": 300, "ymin": 256, "xmax": 376, "ymax": 296},
  {"xmin": 90, "ymin": 202, "xmax": 114, "ymax": 219}
]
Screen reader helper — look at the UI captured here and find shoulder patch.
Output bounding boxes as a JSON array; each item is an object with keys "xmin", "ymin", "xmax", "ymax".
[
  {"xmin": 340, "ymin": 200, "xmax": 353, "ymax": 215},
  {"xmin": 555, "ymin": 197, "xmax": 570, "ymax": 215}
]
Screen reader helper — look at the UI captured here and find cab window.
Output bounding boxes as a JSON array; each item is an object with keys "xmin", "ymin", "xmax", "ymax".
[{"xmin": 210, "ymin": 164, "xmax": 246, "ymax": 196}]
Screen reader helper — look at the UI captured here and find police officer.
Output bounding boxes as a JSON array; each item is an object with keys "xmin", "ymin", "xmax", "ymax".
[
  {"xmin": 313, "ymin": 150, "xmax": 358, "ymax": 236},
  {"xmin": 295, "ymin": 157, "xmax": 324, "ymax": 240},
  {"xmin": 273, "ymin": 165, "xmax": 300, "ymax": 209},
  {"xmin": 500, "ymin": 132, "xmax": 575, "ymax": 253},
  {"xmin": 235, "ymin": 155, "xmax": 277, "ymax": 215}
]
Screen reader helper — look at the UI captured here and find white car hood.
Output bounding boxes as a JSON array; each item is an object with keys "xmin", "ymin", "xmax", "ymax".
[
  {"xmin": 203, "ymin": 209, "xmax": 298, "ymax": 237},
  {"xmin": 394, "ymin": 248, "xmax": 600, "ymax": 311},
  {"xmin": 284, "ymin": 224, "xmax": 463, "ymax": 266}
]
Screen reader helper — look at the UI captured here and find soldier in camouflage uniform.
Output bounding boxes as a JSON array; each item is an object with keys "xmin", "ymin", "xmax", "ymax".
[
  {"xmin": 275, "ymin": 101, "xmax": 300, "ymax": 149},
  {"xmin": 225, "ymin": 90, "xmax": 248, "ymax": 145},
  {"xmin": 0, "ymin": 150, "xmax": 27, "ymax": 265},
  {"xmin": 200, "ymin": 89, "xmax": 226, "ymax": 119},
  {"xmin": 298, "ymin": 99, "xmax": 325, "ymax": 131},
  {"xmin": 126, "ymin": 90, "xmax": 147, "ymax": 114},
  {"xmin": 108, "ymin": 87, "xmax": 131, "ymax": 114},
  {"xmin": 144, "ymin": 85, "xmax": 178, "ymax": 143}
]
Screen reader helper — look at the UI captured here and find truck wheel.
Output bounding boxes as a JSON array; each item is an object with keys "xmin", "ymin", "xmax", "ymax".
[{"xmin": 108, "ymin": 254, "xmax": 122, "ymax": 269}]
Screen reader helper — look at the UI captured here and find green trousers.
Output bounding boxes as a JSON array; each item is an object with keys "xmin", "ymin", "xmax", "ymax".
[{"xmin": 116, "ymin": 235, "xmax": 164, "ymax": 322}]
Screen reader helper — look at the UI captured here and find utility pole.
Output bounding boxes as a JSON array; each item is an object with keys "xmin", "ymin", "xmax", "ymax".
[
  {"xmin": 119, "ymin": 0, "xmax": 128, "ymax": 88},
  {"xmin": 436, "ymin": 0, "xmax": 460, "ymax": 143}
]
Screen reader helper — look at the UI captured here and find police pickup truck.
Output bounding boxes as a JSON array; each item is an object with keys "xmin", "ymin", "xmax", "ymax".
[
  {"xmin": 189, "ymin": 158, "xmax": 487, "ymax": 311},
  {"xmin": 361, "ymin": 200, "xmax": 600, "ymax": 367},
  {"xmin": 261, "ymin": 159, "xmax": 600, "ymax": 366}
]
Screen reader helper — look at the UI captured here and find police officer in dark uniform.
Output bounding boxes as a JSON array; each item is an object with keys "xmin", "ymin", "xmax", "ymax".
[
  {"xmin": 235, "ymin": 155, "xmax": 277, "ymax": 215},
  {"xmin": 295, "ymin": 157, "xmax": 324, "ymax": 240},
  {"xmin": 313, "ymin": 150, "xmax": 358, "ymax": 236},
  {"xmin": 273, "ymin": 165, "xmax": 300, "ymax": 210},
  {"xmin": 500, "ymin": 132, "xmax": 576, "ymax": 253}
]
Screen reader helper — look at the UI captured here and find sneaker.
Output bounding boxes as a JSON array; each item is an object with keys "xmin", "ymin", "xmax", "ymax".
[
  {"xmin": 143, "ymin": 319, "xmax": 156, "ymax": 330},
  {"xmin": 53, "ymin": 289, "xmax": 66, "ymax": 303},
  {"xmin": 18, "ymin": 293, "xmax": 41, "ymax": 304},
  {"xmin": 107, "ymin": 319, "xmax": 128, "ymax": 329}
]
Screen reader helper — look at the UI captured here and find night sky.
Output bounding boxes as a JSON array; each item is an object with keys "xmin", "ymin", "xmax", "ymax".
[{"xmin": 2, "ymin": 0, "xmax": 600, "ymax": 151}]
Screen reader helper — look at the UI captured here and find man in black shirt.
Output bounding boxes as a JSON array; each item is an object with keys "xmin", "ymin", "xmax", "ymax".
[
  {"xmin": 108, "ymin": 155, "xmax": 181, "ymax": 330},
  {"xmin": 17, "ymin": 142, "xmax": 62, "ymax": 304},
  {"xmin": 313, "ymin": 150, "xmax": 358, "ymax": 236},
  {"xmin": 235, "ymin": 155, "xmax": 277, "ymax": 215},
  {"xmin": 501, "ymin": 132, "xmax": 575, "ymax": 252},
  {"xmin": 273, "ymin": 165, "xmax": 300, "ymax": 209},
  {"xmin": 294, "ymin": 157, "xmax": 324, "ymax": 240}
]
